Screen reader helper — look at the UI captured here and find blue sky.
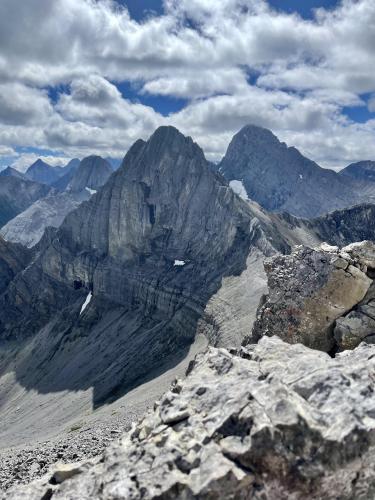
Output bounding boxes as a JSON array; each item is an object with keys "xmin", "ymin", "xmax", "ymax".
[{"xmin": 0, "ymin": 0, "xmax": 375, "ymax": 172}]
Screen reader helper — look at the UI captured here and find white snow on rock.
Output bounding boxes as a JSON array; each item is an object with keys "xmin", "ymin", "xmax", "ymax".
[
  {"xmin": 229, "ymin": 180, "xmax": 248, "ymax": 201},
  {"xmin": 80, "ymin": 291, "xmax": 92, "ymax": 315},
  {"xmin": 85, "ymin": 187, "xmax": 97, "ymax": 195},
  {"xmin": 174, "ymin": 260, "xmax": 185, "ymax": 266}
]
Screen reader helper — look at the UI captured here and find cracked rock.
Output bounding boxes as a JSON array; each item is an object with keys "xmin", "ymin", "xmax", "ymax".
[
  {"xmin": 248, "ymin": 245, "xmax": 372, "ymax": 351},
  {"xmin": 5, "ymin": 336, "xmax": 375, "ymax": 500}
]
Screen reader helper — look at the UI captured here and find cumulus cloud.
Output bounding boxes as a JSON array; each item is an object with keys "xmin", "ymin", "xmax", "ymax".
[{"xmin": 0, "ymin": 0, "xmax": 375, "ymax": 170}]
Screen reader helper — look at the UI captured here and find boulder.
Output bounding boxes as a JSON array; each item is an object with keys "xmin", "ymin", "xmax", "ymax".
[
  {"xmin": 250, "ymin": 244, "xmax": 372, "ymax": 351},
  {"xmin": 6, "ymin": 336, "xmax": 375, "ymax": 500}
]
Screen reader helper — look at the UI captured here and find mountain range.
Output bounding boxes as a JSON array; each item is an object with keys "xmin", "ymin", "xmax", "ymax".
[{"xmin": 1, "ymin": 125, "xmax": 375, "ymax": 497}]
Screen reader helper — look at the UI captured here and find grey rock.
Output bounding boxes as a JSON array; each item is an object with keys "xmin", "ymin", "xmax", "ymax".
[
  {"xmin": 219, "ymin": 125, "xmax": 375, "ymax": 218},
  {"xmin": 6, "ymin": 336, "xmax": 375, "ymax": 500},
  {"xmin": 52, "ymin": 158, "xmax": 81, "ymax": 191},
  {"xmin": 0, "ymin": 176, "xmax": 51, "ymax": 228},
  {"xmin": 67, "ymin": 155, "xmax": 112, "ymax": 193},
  {"xmin": 250, "ymin": 244, "xmax": 372, "ymax": 351},
  {"xmin": 0, "ymin": 126, "xmax": 288, "ymax": 414},
  {"xmin": 340, "ymin": 160, "xmax": 375, "ymax": 182},
  {"xmin": 0, "ymin": 236, "xmax": 30, "ymax": 294}
]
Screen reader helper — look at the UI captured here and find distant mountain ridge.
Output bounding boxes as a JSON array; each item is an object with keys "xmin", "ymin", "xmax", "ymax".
[
  {"xmin": 219, "ymin": 124, "xmax": 375, "ymax": 218},
  {"xmin": 0, "ymin": 176, "xmax": 51, "ymax": 228},
  {"xmin": 1, "ymin": 155, "xmax": 112, "ymax": 248},
  {"xmin": 0, "ymin": 166, "xmax": 27, "ymax": 180},
  {"xmin": 339, "ymin": 160, "xmax": 375, "ymax": 182}
]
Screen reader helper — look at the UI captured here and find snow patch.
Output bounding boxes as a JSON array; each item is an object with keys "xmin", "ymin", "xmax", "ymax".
[
  {"xmin": 174, "ymin": 260, "xmax": 185, "ymax": 266},
  {"xmin": 299, "ymin": 174, "xmax": 303, "ymax": 180},
  {"xmin": 80, "ymin": 291, "xmax": 92, "ymax": 315},
  {"xmin": 86, "ymin": 187, "xmax": 97, "ymax": 195},
  {"xmin": 229, "ymin": 180, "xmax": 248, "ymax": 201}
]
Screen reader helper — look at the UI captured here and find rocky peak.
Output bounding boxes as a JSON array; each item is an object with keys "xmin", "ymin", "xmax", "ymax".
[
  {"xmin": 67, "ymin": 155, "xmax": 112, "ymax": 193},
  {"xmin": 219, "ymin": 125, "xmax": 362, "ymax": 218},
  {"xmin": 0, "ymin": 126, "xmax": 282, "ymax": 407},
  {"xmin": 25, "ymin": 159, "xmax": 63, "ymax": 185},
  {"xmin": 339, "ymin": 160, "xmax": 375, "ymax": 182}
]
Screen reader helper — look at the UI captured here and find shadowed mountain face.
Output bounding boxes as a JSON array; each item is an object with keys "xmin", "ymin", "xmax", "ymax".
[
  {"xmin": 0, "ymin": 176, "xmax": 51, "ymax": 228},
  {"xmin": 219, "ymin": 125, "xmax": 374, "ymax": 218},
  {"xmin": 67, "ymin": 155, "xmax": 112, "ymax": 193},
  {"xmin": 0, "ymin": 167, "xmax": 26, "ymax": 180},
  {"xmin": 52, "ymin": 158, "xmax": 81, "ymax": 191},
  {"xmin": 25, "ymin": 159, "xmax": 64, "ymax": 185},
  {"xmin": 0, "ymin": 237, "xmax": 31, "ymax": 295},
  {"xmin": 340, "ymin": 161, "xmax": 375, "ymax": 182},
  {"xmin": 0, "ymin": 126, "xmax": 289, "ymax": 409}
]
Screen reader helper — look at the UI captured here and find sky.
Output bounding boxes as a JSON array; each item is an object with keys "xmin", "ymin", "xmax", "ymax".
[{"xmin": 0, "ymin": 0, "xmax": 375, "ymax": 171}]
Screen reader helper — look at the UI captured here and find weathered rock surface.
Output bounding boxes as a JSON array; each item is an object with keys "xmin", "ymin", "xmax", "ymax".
[
  {"xmin": 0, "ymin": 236, "xmax": 30, "ymax": 295},
  {"xmin": 340, "ymin": 160, "xmax": 375, "ymax": 182},
  {"xmin": 0, "ymin": 176, "xmax": 51, "ymax": 228},
  {"xmin": 0, "ymin": 126, "xmax": 289, "ymax": 439},
  {"xmin": 219, "ymin": 125, "xmax": 375, "ymax": 218},
  {"xmin": 250, "ymin": 244, "xmax": 373, "ymax": 351},
  {"xmin": 0, "ymin": 156, "xmax": 112, "ymax": 248},
  {"xmin": 6, "ymin": 336, "xmax": 375, "ymax": 500},
  {"xmin": 52, "ymin": 159, "xmax": 81, "ymax": 191}
]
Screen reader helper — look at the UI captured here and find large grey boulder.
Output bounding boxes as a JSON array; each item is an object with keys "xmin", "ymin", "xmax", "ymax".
[
  {"xmin": 250, "ymin": 244, "xmax": 372, "ymax": 351},
  {"xmin": 6, "ymin": 336, "xmax": 375, "ymax": 500}
]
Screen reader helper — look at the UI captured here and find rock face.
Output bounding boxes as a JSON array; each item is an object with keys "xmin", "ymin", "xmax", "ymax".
[
  {"xmin": 7, "ymin": 336, "xmax": 375, "ymax": 500},
  {"xmin": 0, "ymin": 156, "xmax": 111, "ymax": 248},
  {"xmin": 52, "ymin": 158, "xmax": 81, "ymax": 191},
  {"xmin": 0, "ymin": 126, "xmax": 288, "ymax": 413},
  {"xmin": 250, "ymin": 244, "xmax": 373, "ymax": 351},
  {"xmin": 0, "ymin": 236, "xmax": 30, "ymax": 295},
  {"xmin": 66, "ymin": 155, "xmax": 112, "ymax": 193},
  {"xmin": 0, "ymin": 176, "xmax": 51, "ymax": 228},
  {"xmin": 219, "ymin": 125, "xmax": 372, "ymax": 218},
  {"xmin": 25, "ymin": 159, "xmax": 64, "ymax": 185},
  {"xmin": 340, "ymin": 160, "xmax": 375, "ymax": 182}
]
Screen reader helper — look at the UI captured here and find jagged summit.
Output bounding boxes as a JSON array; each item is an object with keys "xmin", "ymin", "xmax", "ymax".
[
  {"xmin": 219, "ymin": 124, "xmax": 364, "ymax": 218},
  {"xmin": 340, "ymin": 160, "xmax": 375, "ymax": 182},
  {"xmin": 25, "ymin": 158, "xmax": 63, "ymax": 185},
  {"xmin": 0, "ymin": 166, "xmax": 26, "ymax": 179}
]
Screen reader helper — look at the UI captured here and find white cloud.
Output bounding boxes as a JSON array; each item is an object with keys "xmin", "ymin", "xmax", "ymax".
[{"xmin": 0, "ymin": 0, "xmax": 374, "ymax": 171}]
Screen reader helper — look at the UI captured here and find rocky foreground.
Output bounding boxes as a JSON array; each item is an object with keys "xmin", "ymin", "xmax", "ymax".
[{"xmin": 6, "ymin": 335, "xmax": 375, "ymax": 500}]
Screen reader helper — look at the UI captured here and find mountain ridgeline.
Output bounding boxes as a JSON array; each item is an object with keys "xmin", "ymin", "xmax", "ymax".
[
  {"xmin": 0, "ymin": 156, "xmax": 112, "ymax": 248},
  {"xmin": 219, "ymin": 125, "xmax": 375, "ymax": 217},
  {"xmin": 1, "ymin": 126, "xmax": 375, "ymax": 497}
]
